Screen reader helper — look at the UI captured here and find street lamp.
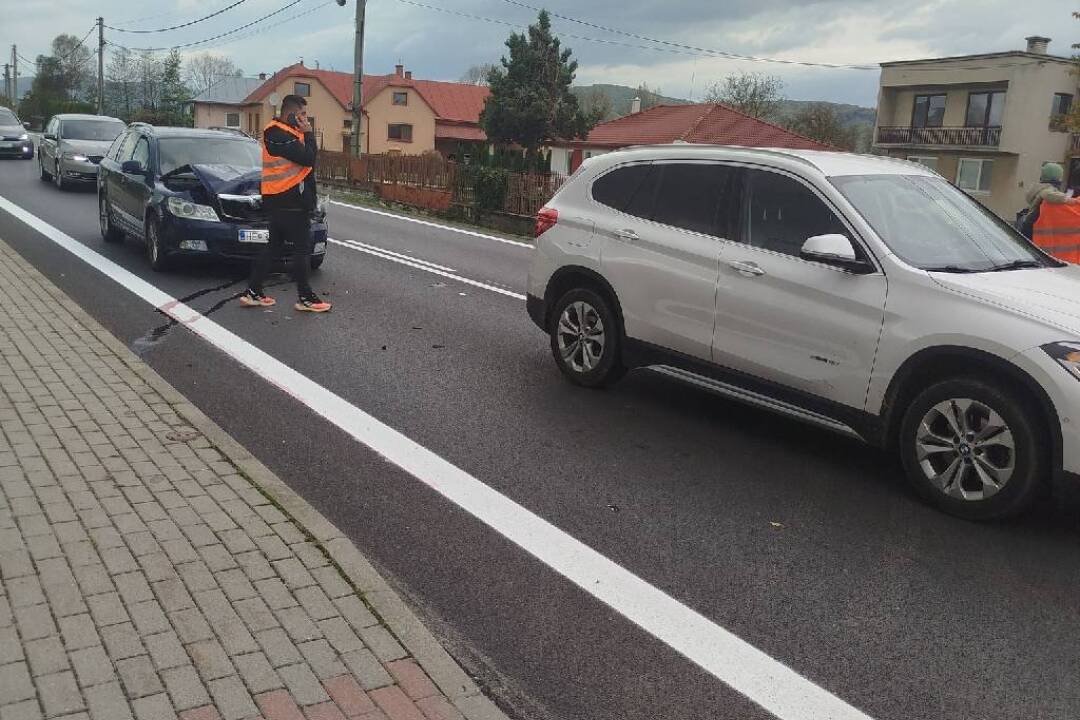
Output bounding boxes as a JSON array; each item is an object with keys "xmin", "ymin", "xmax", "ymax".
[{"xmin": 337, "ymin": 0, "xmax": 365, "ymax": 158}]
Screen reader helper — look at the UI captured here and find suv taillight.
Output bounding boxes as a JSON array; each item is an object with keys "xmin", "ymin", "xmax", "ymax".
[{"xmin": 535, "ymin": 207, "xmax": 558, "ymax": 238}]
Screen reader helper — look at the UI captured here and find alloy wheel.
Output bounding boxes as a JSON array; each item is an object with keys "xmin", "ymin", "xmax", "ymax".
[
  {"xmin": 915, "ymin": 398, "xmax": 1015, "ymax": 502},
  {"xmin": 556, "ymin": 301, "xmax": 606, "ymax": 373}
]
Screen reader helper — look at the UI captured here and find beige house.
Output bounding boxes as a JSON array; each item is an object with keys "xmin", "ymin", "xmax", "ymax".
[
  {"xmin": 874, "ymin": 36, "xmax": 1077, "ymax": 219},
  {"xmin": 190, "ymin": 63, "xmax": 489, "ymax": 155}
]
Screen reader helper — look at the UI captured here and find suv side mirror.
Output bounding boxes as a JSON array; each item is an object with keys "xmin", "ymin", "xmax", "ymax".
[
  {"xmin": 44, "ymin": 133, "xmax": 56, "ymax": 141},
  {"xmin": 122, "ymin": 160, "xmax": 148, "ymax": 176},
  {"xmin": 800, "ymin": 234, "xmax": 873, "ymax": 273}
]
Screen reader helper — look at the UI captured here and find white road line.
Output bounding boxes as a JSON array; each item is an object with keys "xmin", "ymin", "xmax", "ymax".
[
  {"xmin": 0, "ymin": 194, "xmax": 876, "ymax": 720},
  {"xmin": 328, "ymin": 237, "xmax": 456, "ymax": 272},
  {"xmin": 328, "ymin": 236, "xmax": 526, "ymax": 301},
  {"xmin": 328, "ymin": 200, "xmax": 534, "ymax": 249}
]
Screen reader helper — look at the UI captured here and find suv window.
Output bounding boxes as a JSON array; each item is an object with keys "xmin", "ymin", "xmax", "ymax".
[
  {"xmin": 651, "ymin": 163, "xmax": 735, "ymax": 236},
  {"xmin": 592, "ymin": 164, "xmax": 650, "ymax": 212},
  {"xmin": 744, "ymin": 169, "xmax": 848, "ymax": 258},
  {"xmin": 116, "ymin": 132, "xmax": 138, "ymax": 162}
]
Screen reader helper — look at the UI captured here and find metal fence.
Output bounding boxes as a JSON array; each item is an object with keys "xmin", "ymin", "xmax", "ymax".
[{"xmin": 316, "ymin": 150, "xmax": 568, "ymax": 217}]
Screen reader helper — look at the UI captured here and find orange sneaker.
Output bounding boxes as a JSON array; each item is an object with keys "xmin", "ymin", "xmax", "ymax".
[
  {"xmin": 295, "ymin": 293, "xmax": 332, "ymax": 313},
  {"xmin": 239, "ymin": 289, "xmax": 276, "ymax": 307}
]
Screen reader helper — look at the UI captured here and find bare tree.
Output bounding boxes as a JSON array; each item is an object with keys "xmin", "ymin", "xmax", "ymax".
[
  {"xmin": 51, "ymin": 34, "xmax": 94, "ymax": 101},
  {"xmin": 635, "ymin": 83, "xmax": 664, "ymax": 111},
  {"xmin": 460, "ymin": 63, "xmax": 497, "ymax": 86},
  {"xmin": 106, "ymin": 47, "xmax": 138, "ymax": 118},
  {"xmin": 185, "ymin": 52, "xmax": 242, "ymax": 96},
  {"xmin": 705, "ymin": 71, "xmax": 785, "ymax": 120},
  {"xmin": 580, "ymin": 86, "xmax": 614, "ymax": 122},
  {"xmin": 785, "ymin": 103, "xmax": 857, "ymax": 150},
  {"xmin": 134, "ymin": 51, "xmax": 163, "ymax": 110}
]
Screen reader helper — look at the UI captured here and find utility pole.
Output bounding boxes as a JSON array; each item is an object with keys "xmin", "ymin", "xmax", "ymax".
[
  {"xmin": 3, "ymin": 64, "xmax": 10, "ymax": 104},
  {"xmin": 97, "ymin": 18, "xmax": 104, "ymax": 115},
  {"xmin": 11, "ymin": 46, "xmax": 17, "ymax": 104},
  {"xmin": 351, "ymin": 0, "xmax": 366, "ymax": 158}
]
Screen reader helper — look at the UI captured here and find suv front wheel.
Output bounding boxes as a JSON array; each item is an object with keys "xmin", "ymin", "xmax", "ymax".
[
  {"xmin": 899, "ymin": 378, "xmax": 1046, "ymax": 520},
  {"xmin": 549, "ymin": 288, "xmax": 625, "ymax": 388}
]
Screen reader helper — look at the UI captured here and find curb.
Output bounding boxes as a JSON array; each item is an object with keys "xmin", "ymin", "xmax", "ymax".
[{"xmin": 4, "ymin": 239, "xmax": 512, "ymax": 720}]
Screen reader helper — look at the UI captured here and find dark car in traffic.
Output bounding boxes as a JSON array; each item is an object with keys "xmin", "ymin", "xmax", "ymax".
[
  {"xmin": 0, "ymin": 107, "xmax": 33, "ymax": 159},
  {"xmin": 97, "ymin": 124, "xmax": 328, "ymax": 271}
]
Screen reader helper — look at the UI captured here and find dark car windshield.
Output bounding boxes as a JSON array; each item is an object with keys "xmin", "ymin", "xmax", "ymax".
[
  {"xmin": 158, "ymin": 138, "xmax": 261, "ymax": 176},
  {"xmin": 0, "ymin": 109, "xmax": 18, "ymax": 126},
  {"xmin": 831, "ymin": 174, "xmax": 1054, "ymax": 272},
  {"xmin": 63, "ymin": 120, "xmax": 125, "ymax": 141}
]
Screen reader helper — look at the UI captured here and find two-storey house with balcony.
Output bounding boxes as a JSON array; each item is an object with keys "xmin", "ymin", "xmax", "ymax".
[{"xmin": 874, "ymin": 36, "xmax": 1076, "ymax": 219}]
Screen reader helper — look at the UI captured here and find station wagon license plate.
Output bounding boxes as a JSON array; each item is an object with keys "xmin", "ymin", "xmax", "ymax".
[{"xmin": 239, "ymin": 229, "xmax": 269, "ymax": 244}]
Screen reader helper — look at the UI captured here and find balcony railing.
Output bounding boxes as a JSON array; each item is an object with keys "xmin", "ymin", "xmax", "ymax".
[{"xmin": 876, "ymin": 126, "xmax": 1002, "ymax": 147}]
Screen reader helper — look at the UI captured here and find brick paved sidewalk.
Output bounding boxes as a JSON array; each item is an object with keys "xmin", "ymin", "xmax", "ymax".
[{"xmin": 0, "ymin": 239, "xmax": 506, "ymax": 720}]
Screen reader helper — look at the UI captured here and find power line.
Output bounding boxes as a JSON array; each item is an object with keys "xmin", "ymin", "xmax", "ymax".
[
  {"xmin": 496, "ymin": 0, "xmax": 877, "ymax": 70},
  {"xmin": 106, "ymin": 0, "xmax": 307, "ymax": 52},
  {"xmin": 167, "ymin": 1, "xmax": 335, "ymax": 52},
  {"xmin": 105, "ymin": 0, "xmax": 252, "ymax": 34}
]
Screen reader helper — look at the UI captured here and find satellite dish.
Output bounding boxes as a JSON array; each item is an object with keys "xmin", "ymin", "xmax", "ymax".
[{"xmin": 268, "ymin": 92, "xmax": 281, "ymax": 107}]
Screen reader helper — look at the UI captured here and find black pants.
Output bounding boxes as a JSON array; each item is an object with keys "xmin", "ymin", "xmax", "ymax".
[{"xmin": 248, "ymin": 210, "xmax": 313, "ymax": 297}]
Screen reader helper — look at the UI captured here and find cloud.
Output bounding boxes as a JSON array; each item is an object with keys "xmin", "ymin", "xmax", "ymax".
[{"xmin": 2, "ymin": 0, "xmax": 1073, "ymax": 107}]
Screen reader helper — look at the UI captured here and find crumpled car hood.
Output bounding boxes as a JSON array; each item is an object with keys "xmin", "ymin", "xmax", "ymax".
[{"xmin": 188, "ymin": 164, "xmax": 261, "ymax": 196}]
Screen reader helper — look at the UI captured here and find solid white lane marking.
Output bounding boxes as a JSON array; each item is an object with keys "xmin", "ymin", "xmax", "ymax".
[
  {"xmin": 328, "ymin": 237, "xmax": 526, "ymax": 301},
  {"xmin": 328, "ymin": 200, "xmax": 534, "ymax": 249},
  {"xmin": 0, "ymin": 194, "xmax": 876, "ymax": 720},
  {"xmin": 328, "ymin": 237, "xmax": 456, "ymax": 272}
]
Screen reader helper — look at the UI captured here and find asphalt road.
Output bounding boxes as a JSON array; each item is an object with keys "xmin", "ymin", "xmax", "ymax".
[{"xmin": 2, "ymin": 153, "xmax": 1080, "ymax": 720}]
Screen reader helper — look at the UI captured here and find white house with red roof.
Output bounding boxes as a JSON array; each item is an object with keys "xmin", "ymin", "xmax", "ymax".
[
  {"xmin": 192, "ymin": 62, "xmax": 490, "ymax": 156},
  {"xmin": 550, "ymin": 103, "xmax": 831, "ymax": 174}
]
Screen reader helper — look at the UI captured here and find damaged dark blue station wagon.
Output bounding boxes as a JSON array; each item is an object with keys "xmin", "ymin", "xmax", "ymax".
[{"xmin": 97, "ymin": 125, "xmax": 328, "ymax": 271}]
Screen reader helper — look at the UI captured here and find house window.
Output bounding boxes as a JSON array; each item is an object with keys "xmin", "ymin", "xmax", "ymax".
[
  {"xmin": 956, "ymin": 158, "xmax": 994, "ymax": 194},
  {"xmin": 344, "ymin": 119, "xmax": 352, "ymax": 129},
  {"xmin": 1053, "ymin": 93, "xmax": 1073, "ymax": 117},
  {"xmin": 226, "ymin": 113, "xmax": 240, "ymax": 128},
  {"xmin": 388, "ymin": 123, "xmax": 413, "ymax": 142},
  {"xmin": 294, "ymin": 82, "xmax": 310, "ymax": 97},
  {"xmin": 908, "ymin": 156, "xmax": 938, "ymax": 171},
  {"xmin": 965, "ymin": 91, "xmax": 1006, "ymax": 128},
  {"xmin": 392, "ymin": 91, "xmax": 408, "ymax": 106},
  {"xmin": 913, "ymin": 94, "xmax": 947, "ymax": 128}
]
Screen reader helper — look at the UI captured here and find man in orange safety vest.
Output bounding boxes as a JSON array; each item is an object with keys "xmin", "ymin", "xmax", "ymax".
[{"xmin": 240, "ymin": 94, "xmax": 332, "ymax": 313}]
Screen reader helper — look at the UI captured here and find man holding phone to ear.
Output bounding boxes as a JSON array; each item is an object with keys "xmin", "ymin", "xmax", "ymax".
[{"xmin": 241, "ymin": 94, "xmax": 332, "ymax": 312}]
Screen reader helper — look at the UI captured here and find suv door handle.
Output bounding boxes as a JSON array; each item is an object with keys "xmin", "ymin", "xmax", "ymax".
[
  {"xmin": 614, "ymin": 228, "xmax": 639, "ymax": 242},
  {"xmin": 728, "ymin": 260, "xmax": 766, "ymax": 277}
]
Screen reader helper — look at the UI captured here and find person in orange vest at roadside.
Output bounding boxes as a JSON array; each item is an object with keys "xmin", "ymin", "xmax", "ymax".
[
  {"xmin": 239, "ymin": 94, "xmax": 332, "ymax": 313},
  {"xmin": 1027, "ymin": 163, "xmax": 1080, "ymax": 264}
]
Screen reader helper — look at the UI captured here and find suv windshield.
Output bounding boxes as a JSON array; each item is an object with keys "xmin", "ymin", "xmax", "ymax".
[
  {"xmin": 158, "ymin": 138, "xmax": 261, "ymax": 176},
  {"xmin": 63, "ymin": 120, "xmax": 125, "ymax": 141},
  {"xmin": 831, "ymin": 174, "xmax": 1054, "ymax": 272},
  {"xmin": 0, "ymin": 109, "xmax": 18, "ymax": 126}
]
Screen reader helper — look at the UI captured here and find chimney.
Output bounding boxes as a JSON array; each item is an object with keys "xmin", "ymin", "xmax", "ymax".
[
  {"xmin": 1026, "ymin": 36, "xmax": 1051, "ymax": 54},
  {"xmin": 258, "ymin": 72, "xmax": 266, "ymax": 80},
  {"xmin": 631, "ymin": 96, "xmax": 642, "ymax": 114},
  {"xmin": 404, "ymin": 71, "xmax": 412, "ymax": 80},
  {"xmin": 395, "ymin": 64, "xmax": 404, "ymax": 77}
]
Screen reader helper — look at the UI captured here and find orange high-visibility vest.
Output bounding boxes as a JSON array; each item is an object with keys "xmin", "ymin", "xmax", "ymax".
[
  {"xmin": 1032, "ymin": 201, "xmax": 1080, "ymax": 264},
  {"xmin": 261, "ymin": 119, "xmax": 312, "ymax": 196}
]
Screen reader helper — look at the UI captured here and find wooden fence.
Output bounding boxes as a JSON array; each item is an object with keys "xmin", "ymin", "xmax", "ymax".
[{"xmin": 316, "ymin": 150, "xmax": 567, "ymax": 218}]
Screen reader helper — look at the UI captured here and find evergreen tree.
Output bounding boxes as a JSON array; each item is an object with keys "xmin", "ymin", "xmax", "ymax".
[{"xmin": 480, "ymin": 11, "xmax": 595, "ymax": 157}]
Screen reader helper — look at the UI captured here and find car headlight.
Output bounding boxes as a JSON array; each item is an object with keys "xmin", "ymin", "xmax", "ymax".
[
  {"xmin": 64, "ymin": 153, "xmax": 89, "ymax": 162},
  {"xmin": 1042, "ymin": 342, "xmax": 1080, "ymax": 381},
  {"xmin": 167, "ymin": 196, "xmax": 220, "ymax": 222}
]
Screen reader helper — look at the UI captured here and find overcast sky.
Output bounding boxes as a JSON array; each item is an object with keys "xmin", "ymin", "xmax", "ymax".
[{"xmin": 5, "ymin": 0, "xmax": 1076, "ymax": 106}]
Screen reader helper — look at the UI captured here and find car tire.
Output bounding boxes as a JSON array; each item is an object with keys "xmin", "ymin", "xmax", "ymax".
[
  {"xmin": 549, "ymin": 287, "xmax": 626, "ymax": 388},
  {"xmin": 310, "ymin": 255, "xmax": 325, "ymax": 271},
  {"xmin": 99, "ymin": 193, "xmax": 123, "ymax": 244},
  {"xmin": 54, "ymin": 161, "xmax": 66, "ymax": 191},
  {"xmin": 899, "ymin": 377, "xmax": 1046, "ymax": 520},
  {"xmin": 145, "ymin": 218, "xmax": 171, "ymax": 272},
  {"xmin": 39, "ymin": 158, "xmax": 51, "ymax": 181}
]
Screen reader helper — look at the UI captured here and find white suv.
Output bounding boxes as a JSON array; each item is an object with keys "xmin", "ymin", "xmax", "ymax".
[{"xmin": 526, "ymin": 145, "xmax": 1080, "ymax": 520}]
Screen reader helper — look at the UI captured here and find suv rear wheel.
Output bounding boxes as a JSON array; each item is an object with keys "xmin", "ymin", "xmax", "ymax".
[
  {"xmin": 549, "ymin": 288, "xmax": 625, "ymax": 388},
  {"xmin": 899, "ymin": 377, "xmax": 1045, "ymax": 520}
]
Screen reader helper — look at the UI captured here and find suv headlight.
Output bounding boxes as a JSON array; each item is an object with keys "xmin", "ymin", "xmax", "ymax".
[
  {"xmin": 1042, "ymin": 342, "xmax": 1080, "ymax": 381},
  {"xmin": 167, "ymin": 196, "xmax": 220, "ymax": 222},
  {"xmin": 64, "ymin": 153, "xmax": 88, "ymax": 162}
]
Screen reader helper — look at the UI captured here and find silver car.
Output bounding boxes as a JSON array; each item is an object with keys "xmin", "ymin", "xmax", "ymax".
[{"xmin": 38, "ymin": 113, "xmax": 126, "ymax": 190}]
